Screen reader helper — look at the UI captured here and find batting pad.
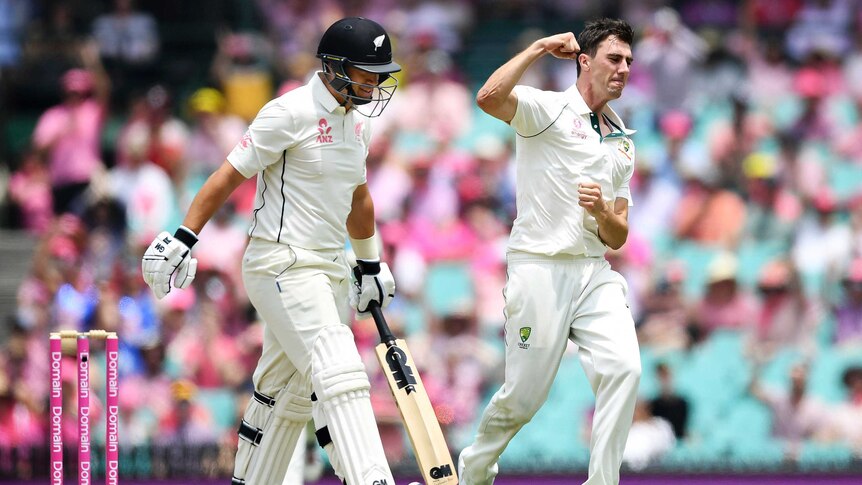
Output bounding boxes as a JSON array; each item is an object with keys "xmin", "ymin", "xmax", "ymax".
[
  {"xmin": 232, "ymin": 377, "xmax": 312, "ymax": 485},
  {"xmin": 311, "ymin": 394, "xmax": 346, "ymax": 482},
  {"xmin": 311, "ymin": 325, "xmax": 393, "ymax": 485}
]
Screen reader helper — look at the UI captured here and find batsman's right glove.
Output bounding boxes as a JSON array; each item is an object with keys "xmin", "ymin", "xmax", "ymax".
[
  {"xmin": 350, "ymin": 259, "xmax": 395, "ymax": 318},
  {"xmin": 141, "ymin": 226, "xmax": 198, "ymax": 299}
]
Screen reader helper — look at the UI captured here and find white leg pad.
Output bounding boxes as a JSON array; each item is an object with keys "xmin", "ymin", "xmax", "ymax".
[
  {"xmin": 311, "ymin": 395, "xmax": 346, "ymax": 482},
  {"xmin": 233, "ymin": 377, "xmax": 312, "ymax": 484},
  {"xmin": 311, "ymin": 325, "xmax": 393, "ymax": 485},
  {"xmin": 282, "ymin": 426, "xmax": 308, "ymax": 485}
]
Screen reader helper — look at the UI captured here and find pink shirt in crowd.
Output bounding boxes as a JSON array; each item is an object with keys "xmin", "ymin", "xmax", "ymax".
[{"xmin": 32, "ymin": 99, "xmax": 104, "ymax": 186}]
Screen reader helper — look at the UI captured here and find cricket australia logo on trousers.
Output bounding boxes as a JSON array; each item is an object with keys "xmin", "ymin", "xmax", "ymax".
[{"xmin": 518, "ymin": 327, "xmax": 531, "ymax": 349}]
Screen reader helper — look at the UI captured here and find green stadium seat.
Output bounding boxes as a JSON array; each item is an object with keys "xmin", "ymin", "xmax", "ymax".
[
  {"xmin": 808, "ymin": 350, "xmax": 862, "ymax": 402},
  {"xmin": 195, "ymin": 388, "xmax": 237, "ymax": 431},
  {"xmin": 798, "ymin": 442, "xmax": 853, "ymax": 471},
  {"xmin": 423, "ymin": 262, "xmax": 474, "ymax": 318}
]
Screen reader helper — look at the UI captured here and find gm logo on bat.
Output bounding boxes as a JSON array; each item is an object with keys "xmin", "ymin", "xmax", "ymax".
[
  {"xmin": 386, "ymin": 346, "xmax": 417, "ymax": 394},
  {"xmin": 430, "ymin": 464, "xmax": 454, "ymax": 479}
]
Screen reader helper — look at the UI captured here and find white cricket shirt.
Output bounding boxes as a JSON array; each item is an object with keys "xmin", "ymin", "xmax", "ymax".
[
  {"xmin": 508, "ymin": 84, "xmax": 636, "ymax": 257},
  {"xmin": 227, "ymin": 73, "xmax": 371, "ymax": 250}
]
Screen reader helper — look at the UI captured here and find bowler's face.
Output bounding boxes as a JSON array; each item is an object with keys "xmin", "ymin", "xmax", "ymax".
[{"xmin": 588, "ymin": 35, "xmax": 632, "ymax": 100}]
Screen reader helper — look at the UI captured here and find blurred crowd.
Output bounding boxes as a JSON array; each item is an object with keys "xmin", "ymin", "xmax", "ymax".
[{"xmin": 1, "ymin": 0, "xmax": 862, "ymax": 479}]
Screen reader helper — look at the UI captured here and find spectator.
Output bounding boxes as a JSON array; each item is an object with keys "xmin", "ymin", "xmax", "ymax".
[
  {"xmin": 820, "ymin": 366, "xmax": 862, "ymax": 456},
  {"xmin": 691, "ymin": 252, "xmax": 758, "ymax": 339},
  {"xmin": 0, "ymin": 0, "xmax": 31, "ymax": 71},
  {"xmin": 740, "ymin": 153, "xmax": 802, "ymax": 246},
  {"xmin": 747, "ymin": 259, "xmax": 822, "ymax": 359},
  {"xmin": 633, "ymin": 7, "xmax": 707, "ymax": 117},
  {"xmin": 184, "ymin": 87, "xmax": 247, "ymax": 181},
  {"xmin": 0, "ymin": 324, "xmax": 46, "ymax": 450},
  {"xmin": 637, "ymin": 261, "xmax": 693, "ymax": 353},
  {"xmin": 193, "ymin": 203, "xmax": 247, "ymax": 293},
  {"xmin": 7, "ymin": 150, "xmax": 52, "ymax": 233},
  {"xmin": 31, "ymin": 43, "xmax": 110, "ymax": 216},
  {"xmin": 156, "ymin": 379, "xmax": 218, "ymax": 445},
  {"xmin": 672, "ymin": 162, "xmax": 747, "ymax": 249},
  {"xmin": 378, "ymin": 48, "xmax": 472, "ymax": 144},
  {"xmin": 411, "ymin": 307, "xmax": 500, "ymax": 445},
  {"xmin": 705, "ymin": 93, "xmax": 774, "ymax": 191},
  {"xmin": 749, "ymin": 362, "xmax": 830, "ymax": 460},
  {"xmin": 622, "ymin": 399, "xmax": 676, "ymax": 471},
  {"xmin": 649, "ymin": 362, "xmax": 690, "ymax": 441},
  {"xmin": 834, "ymin": 258, "xmax": 862, "ymax": 347},
  {"xmin": 210, "ymin": 31, "xmax": 274, "ymax": 123},
  {"xmin": 628, "ymin": 112, "xmax": 685, "ymax": 247},
  {"xmin": 166, "ymin": 300, "xmax": 245, "ymax": 389},
  {"xmin": 791, "ymin": 190, "xmax": 853, "ymax": 291},
  {"xmin": 785, "ymin": 0, "xmax": 854, "ymax": 62},
  {"xmin": 108, "ymin": 121, "xmax": 178, "ymax": 248},
  {"xmin": 92, "ymin": 0, "xmax": 159, "ymax": 65}
]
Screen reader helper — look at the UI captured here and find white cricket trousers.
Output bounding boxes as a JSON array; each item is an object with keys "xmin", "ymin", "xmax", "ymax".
[
  {"xmin": 242, "ymin": 238, "xmax": 352, "ymax": 397},
  {"xmin": 459, "ymin": 252, "xmax": 641, "ymax": 485}
]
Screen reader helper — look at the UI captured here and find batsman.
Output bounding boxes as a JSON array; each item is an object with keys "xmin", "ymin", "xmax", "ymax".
[
  {"xmin": 458, "ymin": 18, "xmax": 641, "ymax": 485},
  {"xmin": 141, "ymin": 17, "xmax": 406, "ymax": 485}
]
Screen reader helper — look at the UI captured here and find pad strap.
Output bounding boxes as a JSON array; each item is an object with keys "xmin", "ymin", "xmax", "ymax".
[
  {"xmin": 238, "ymin": 419, "xmax": 263, "ymax": 446},
  {"xmin": 253, "ymin": 390, "xmax": 275, "ymax": 407},
  {"xmin": 315, "ymin": 426, "xmax": 333, "ymax": 448}
]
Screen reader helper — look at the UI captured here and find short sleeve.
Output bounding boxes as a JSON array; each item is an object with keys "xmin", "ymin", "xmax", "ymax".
[
  {"xmin": 616, "ymin": 139, "xmax": 635, "ymax": 206},
  {"xmin": 32, "ymin": 108, "xmax": 63, "ymax": 148},
  {"xmin": 510, "ymin": 85, "xmax": 564, "ymax": 137},
  {"xmin": 227, "ymin": 101, "xmax": 296, "ymax": 178},
  {"xmin": 361, "ymin": 119, "xmax": 372, "ymax": 183}
]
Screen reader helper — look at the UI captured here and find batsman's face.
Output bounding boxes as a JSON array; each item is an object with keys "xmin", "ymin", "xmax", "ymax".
[
  {"xmin": 345, "ymin": 65, "xmax": 380, "ymax": 99},
  {"xmin": 588, "ymin": 35, "xmax": 632, "ymax": 100}
]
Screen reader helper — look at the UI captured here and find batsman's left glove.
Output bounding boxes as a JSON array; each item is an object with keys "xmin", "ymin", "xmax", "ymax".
[{"xmin": 141, "ymin": 226, "xmax": 198, "ymax": 299}]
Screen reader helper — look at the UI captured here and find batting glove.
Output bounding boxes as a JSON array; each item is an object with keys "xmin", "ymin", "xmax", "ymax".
[
  {"xmin": 141, "ymin": 226, "xmax": 198, "ymax": 300},
  {"xmin": 351, "ymin": 259, "xmax": 395, "ymax": 318}
]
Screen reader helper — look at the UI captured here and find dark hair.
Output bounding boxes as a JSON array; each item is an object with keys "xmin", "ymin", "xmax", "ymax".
[{"xmin": 576, "ymin": 18, "xmax": 634, "ymax": 76}]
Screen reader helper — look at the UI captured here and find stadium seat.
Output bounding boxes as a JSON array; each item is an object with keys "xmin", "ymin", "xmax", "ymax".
[
  {"xmin": 423, "ymin": 262, "xmax": 475, "ymax": 318},
  {"xmin": 195, "ymin": 388, "xmax": 237, "ymax": 431}
]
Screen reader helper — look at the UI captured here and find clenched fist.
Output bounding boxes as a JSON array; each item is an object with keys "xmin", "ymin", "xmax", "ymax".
[{"xmin": 539, "ymin": 32, "xmax": 580, "ymax": 60}]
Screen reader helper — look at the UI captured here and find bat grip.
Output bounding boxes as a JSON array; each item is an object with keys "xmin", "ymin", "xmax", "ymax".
[{"xmin": 367, "ymin": 301, "xmax": 396, "ymax": 344}]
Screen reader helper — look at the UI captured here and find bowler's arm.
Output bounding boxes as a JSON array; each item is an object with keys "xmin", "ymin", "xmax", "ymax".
[
  {"xmin": 595, "ymin": 198, "xmax": 629, "ymax": 250},
  {"xmin": 477, "ymin": 32, "xmax": 579, "ymax": 122}
]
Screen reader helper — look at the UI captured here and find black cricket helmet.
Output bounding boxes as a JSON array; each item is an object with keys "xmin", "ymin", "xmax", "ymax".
[{"xmin": 316, "ymin": 17, "xmax": 401, "ymax": 117}]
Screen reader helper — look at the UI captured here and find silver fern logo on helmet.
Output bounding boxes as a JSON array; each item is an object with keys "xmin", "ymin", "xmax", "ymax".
[{"xmin": 373, "ymin": 35, "xmax": 385, "ymax": 51}]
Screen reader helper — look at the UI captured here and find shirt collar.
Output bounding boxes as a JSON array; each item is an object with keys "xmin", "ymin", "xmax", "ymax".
[
  {"xmin": 311, "ymin": 72, "xmax": 343, "ymax": 114},
  {"xmin": 565, "ymin": 84, "xmax": 636, "ymax": 135}
]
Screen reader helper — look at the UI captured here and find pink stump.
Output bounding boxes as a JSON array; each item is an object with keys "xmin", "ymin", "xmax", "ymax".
[
  {"xmin": 50, "ymin": 335, "xmax": 63, "ymax": 485},
  {"xmin": 77, "ymin": 335, "xmax": 90, "ymax": 485},
  {"xmin": 105, "ymin": 335, "xmax": 119, "ymax": 485}
]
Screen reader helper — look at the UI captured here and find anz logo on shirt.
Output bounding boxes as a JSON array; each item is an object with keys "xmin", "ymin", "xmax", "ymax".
[{"xmin": 317, "ymin": 118, "xmax": 334, "ymax": 144}]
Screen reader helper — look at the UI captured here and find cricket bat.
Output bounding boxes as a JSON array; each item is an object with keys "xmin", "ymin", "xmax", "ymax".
[{"xmin": 368, "ymin": 301, "xmax": 458, "ymax": 484}]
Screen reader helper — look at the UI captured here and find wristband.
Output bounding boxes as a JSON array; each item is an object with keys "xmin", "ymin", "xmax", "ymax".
[
  {"xmin": 349, "ymin": 233, "xmax": 380, "ymax": 261},
  {"xmin": 173, "ymin": 225, "xmax": 199, "ymax": 249},
  {"xmin": 356, "ymin": 259, "xmax": 381, "ymax": 275}
]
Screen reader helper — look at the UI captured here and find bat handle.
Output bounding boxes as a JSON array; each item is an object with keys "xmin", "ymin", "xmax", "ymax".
[{"xmin": 367, "ymin": 300, "xmax": 396, "ymax": 344}]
